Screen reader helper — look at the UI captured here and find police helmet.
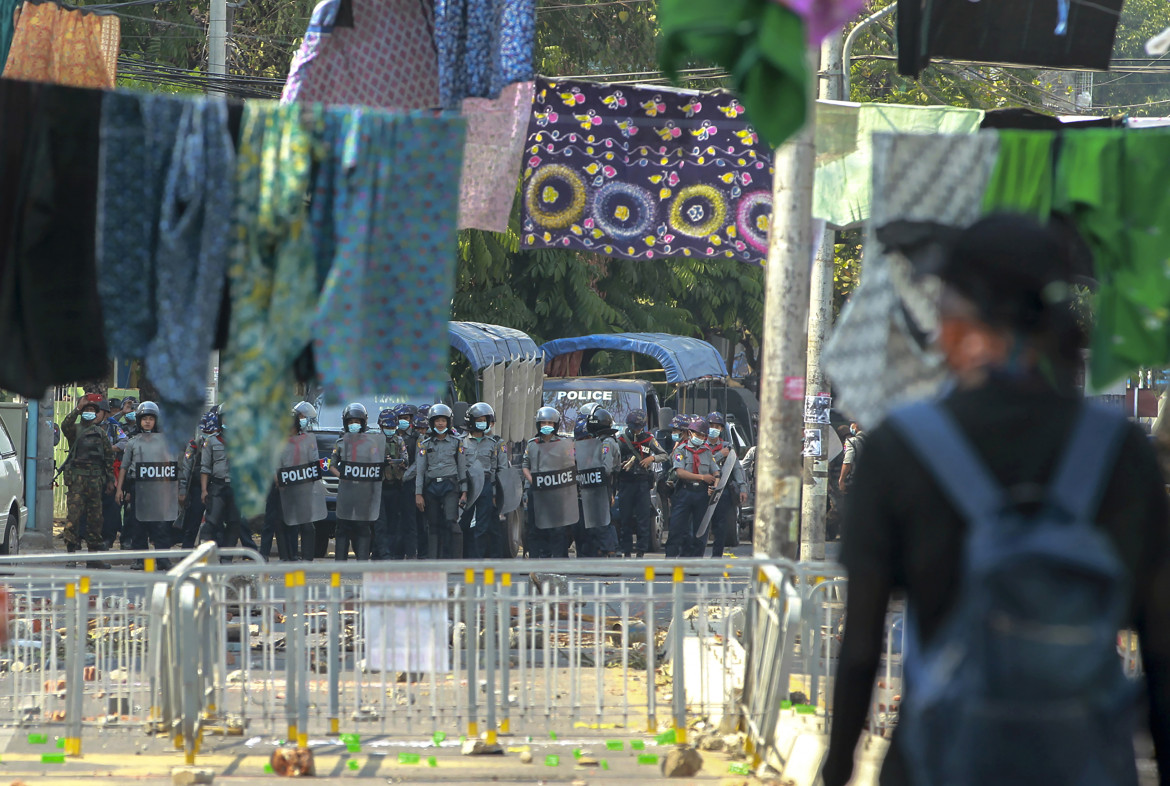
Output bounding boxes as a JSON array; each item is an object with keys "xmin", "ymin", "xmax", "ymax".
[
  {"xmin": 687, "ymin": 415, "xmax": 708, "ymax": 435},
  {"xmin": 586, "ymin": 407, "xmax": 615, "ymax": 436},
  {"xmin": 706, "ymin": 411, "xmax": 726, "ymax": 427},
  {"xmin": 573, "ymin": 415, "xmax": 591, "ymax": 440},
  {"xmin": 201, "ymin": 407, "xmax": 221, "ymax": 434},
  {"xmin": 413, "ymin": 404, "xmax": 430, "ymax": 429},
  {"xmin": 341, "ymin": 402, "xmax": 368, "ymax": 430},
  {"xmin": 668, "ymin": 413, "xmax": 689, "ymax": 431},
  {"xmin": 466, "ymin": 402, "xmax": 496, "ymax": 429},
  {"xmin": 396, "ymin": 403, "xmax": 418, "ymax": 420},
  {"xmin": 625, "ymin": 409, "xmax": 648, "ymax": 432},
  {"xmin": 97, "ymin": 398, "xmax": 113, "ymax": 413},
  {"xmin": 136, "ymin": 401, "xmax": 160, "ymax": 420},
  {"xmin": 578, "ymin": 402, "xmax": 599, "ymax": 418},
  {"xmin": 292, "ymin": 401, "xmax": 318, "ymax": 420},
  {"xmin": 428, "ymin": 403, "xmax": 454, "ymax": 428},
  {"xmin": 535, "ymin": 406, "xmax": 560, "ymax": 425},
  {"xmin": 377, "ymin": 408, "xmax": 397, "ymax": 430}
]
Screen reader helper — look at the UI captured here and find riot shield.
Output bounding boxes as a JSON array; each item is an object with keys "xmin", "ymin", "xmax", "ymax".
[
  {"xmin": 278, "ymin": 433, "xmax": 327, "ymax": 526},
  {"xmin": 575, "ymin": 438, "xmax": 610, "ymax": 530},
  {"xmin": 528, "ymin": 438, "xmax": 577, "ymax": 530},
  {"xmin": 481, "ymin": 363, "xmax": 501, "ymax": 434},
  {"xmin": 132, "ymin": 433, "xmax": 179, "ymax": 522},
  {"xmin": 496, "ymin": 466, "xmax": 523, "ymax": 515},
  {"xmin": 465, "ymin": 455, "xmax": 486, "ymax": 508},
  {"xmin": 697, "ymin": 450, "xmax": 739, "ymax": 540},
  {"xmin": 335, "ymin": 432, "xmax": 386, "ymax": 522}
]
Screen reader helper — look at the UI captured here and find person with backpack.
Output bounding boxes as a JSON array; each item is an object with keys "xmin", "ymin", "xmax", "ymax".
[
  {"xmin": 837, "ymin": 422, "xmax": 865, "ymax": 493},
  {"xmin": 823, "ymin": 215, "xmax": 1170, "ymax": 786}
]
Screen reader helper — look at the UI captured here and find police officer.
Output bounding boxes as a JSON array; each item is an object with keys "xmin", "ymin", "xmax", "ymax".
[
  {"xmin": 274, "ymin": 401, "xmax": 325, "ymax": 561},
  {"xmin": 177, "ymin": 410, "xmax": 215, "ymax": 549},
  {"xmin": 330, "ymin": 403, "xmax": 384, "ymax": 561},
  {"xmin": 115, "ymin": 401, "xmax": 178, "ymax": 567},
  {"xmin": 523, "ymin": 406, "xmax": 576, "ymax": 559},
  {"xmin": 462, "ymin": 402, "xmax": 506, "ymax": 559},
  {"xmin": 614, "ymin": 409, "xmax": 668, "ymax": 558},
  {"xmin": 61, "ymin": 395, "xmax": 115, "ymax": 561},
  {"xmin": 198, "ymin": 408, "xmax": 259, "ymax": 552},
  {"xmin": 415, "ymin": 404, "xmax": 467, "ymax": 559},
  {"xmin": 411, "ymin": 405, "xmax": 432, "ymax": 556},
  {"xmin": 704, "ymin": 412, "xmax": 746, "ymax": 558},
  {"xmin": 574, "ymin": 407, "xmax": 620, "ymax": 558},
  {"xmin": 99, "ymin": 398, "xmax": 128, "ymax": 550},
  {"xmin": 374, "ymin": 407, "xmax": 409, "ymax": 560},
  {"xmin": 396, "ymin": 404, "xmax": 421, "ymax": 558},
  {"xmin": 668, "ymin": 416, "xmax": 719, "ymax": 558}
]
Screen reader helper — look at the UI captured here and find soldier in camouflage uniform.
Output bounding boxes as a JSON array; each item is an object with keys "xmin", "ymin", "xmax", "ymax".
[{"xmin": 61, "ymin": 396, "xmax": 115, "ymax": 555}]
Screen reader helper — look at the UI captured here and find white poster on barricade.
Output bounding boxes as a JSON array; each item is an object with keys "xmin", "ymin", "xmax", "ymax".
[{"xmin": 363, "ymin": 572, "xmax": 450, "ymax": 673}]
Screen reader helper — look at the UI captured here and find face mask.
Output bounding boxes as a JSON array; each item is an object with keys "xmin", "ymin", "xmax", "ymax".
[
  {"xmin": 689, "ymin": 436, "xmax": 705, "ymax": 448},
  {"xmin": 474, "ymin": 421, "xmax": 488, "ymax": 432},
  {"xmin": 708, "ymin": 428, "xmax": 721, "ymax": 440},
  {"xmin": 435, "ymin": 426, "xmax": 449, "ymax": 435},
  {"xmin": 81, "ymin": 411, "xmax": 96, "ymax": 422},
  {"xmin": 398, "ymin": 420, "xmax": 411, "ymax": 430},
  {"xmin": 850, "ymin": 426, "xmax": 858, "ymax": 436},
  {"xmin": 126, "ymin": 413, "xmax": 137, "ymax": 422},
  {"xmin": 540, "ymin": 425, "xmax": 555, "ymax": 436},
  {"xmin": 382, "ymin": 428, "xmax": 395, "ymax": 437},
  {"xmin": 672, "ymin": 431, "xmax": 681, "ymax": 442},
  {"xmin": 299, "ymin": 418, "xmax": 309, "ymax": 430},
  {"xmin": 347, "ymin": 423, "xmax": 361, "ymax": 434}
]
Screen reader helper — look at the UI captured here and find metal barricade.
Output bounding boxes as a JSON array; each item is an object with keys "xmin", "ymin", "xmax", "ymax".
[{"xmin": 161, "ymin": 558, "xmax": 787, "ymax": 761}]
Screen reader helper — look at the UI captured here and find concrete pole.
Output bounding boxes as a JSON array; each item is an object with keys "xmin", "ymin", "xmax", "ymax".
[
  {"xmin": 753, "ymin": 65, "xmax": 817, "ymax": 561},
  {"xmin": 35, "ymin": 391, "xmax": 55, "ymax": 537},
  {"xmin": 799, "ymin": 34, "xmax": 844, "ymax": 562},
  {"xmin": 209, "ymin": 0, "xmax": 227, "ymax": 85}
]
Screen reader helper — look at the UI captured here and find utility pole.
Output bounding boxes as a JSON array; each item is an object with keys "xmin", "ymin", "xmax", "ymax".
[
  {"xmin": 753, "ymin": 65, "xmax": 818, "ymax": 561},
  {"xmin": 799, "ymin": 34, "xmax": 843, "ymax": 562},
  {"xmin": 209, "ymin": 0, "xmax": 227, "ymax": 86}
]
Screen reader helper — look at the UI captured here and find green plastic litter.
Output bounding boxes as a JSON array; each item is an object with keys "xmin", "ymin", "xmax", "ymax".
[
  {"xmin": 347, "ymin": 760, "xmax": 359, "ymax": 771},
  {"xmin": 42, "ymin": 754, "xmax": 65, "ymax": 764},
  {"xmin": 340, "ymin": 733, "xmax": 360, "ymax": 745},
  {"xmin": 427, "ymin": 756, "xmax": 438, "ymax": 767},
  {"xmin": 545, "ymin": 755, "xmax": 560, "ymax": 767},
  {"xmin": 606, "ymin": 740, "xmax": 623, "ymax": 751},
  {"xmin": 432, "ymin": 731, "xmax": 447, "ymax": 745},
  {"xmin": 549, "ymin": 731, "xmax": 557, "ymax": 740},
  {"xmin": 729, "ymin": 762, "xmax": 751, "ymax": 775},
  {"xmin": 398, "ymin": 752, "xmax": 420, "ymax": 764},
  {"xmin": 795, "ymin": 704, "xmax": 817, "ymax": 715},
  {"xmin": 655, "ymin": 729, "xmax": 676, "ymax": 745},
  {"xmin": 346, "ymin": 743, "xmax": 361, "ymax": 753},
  {"xmin": 780, "ymin": 700, "xmax": 793, "ymax": 709},
  {"xmin": 638, "ymin": 754, "xmax": 659, "ymax": 765},
  {"xmin": 601, "ymin": 760, "xmax": 609, "ymax": 770},
  {"xmin": 631, "ymin": 740, "xmax": 646, "ymax": 750},
  {"xmin": 27, "ymin": 734, "xmax": 47, "ymax": 745},
  {"xmin": 573, "ymin": 748, "xmax": 583, "ymax": 759},
  {"xmin": 264, "ymin": 764, "xmax": 274, "ymax": 774},
  {"xmin": 56, "ymin": 738, "xmax": 65, "ymax": 749}
]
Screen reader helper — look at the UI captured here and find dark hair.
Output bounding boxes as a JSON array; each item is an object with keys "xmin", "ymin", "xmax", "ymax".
[{"xmin": 941, "ymin": 214, "xmax": 1085, "ymax": 386}]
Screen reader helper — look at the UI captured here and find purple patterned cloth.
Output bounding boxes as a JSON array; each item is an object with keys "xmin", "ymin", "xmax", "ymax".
[
  {"xmin": 458, "ymin": 80, "xmax": 532, "ymax": 232},
  {"xmin": 520, "ymin": 78, "xmax": 774, "ymax": 264},
  {"xmin": 313, "ymin": 110, "xmax": 467, "ymax": 403},
  {"xmin": 281, "ymin": 0, "xmax": 438, "ymax": 110}
]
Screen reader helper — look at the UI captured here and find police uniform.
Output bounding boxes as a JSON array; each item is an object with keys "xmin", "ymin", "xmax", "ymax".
[
  {"xmin": 61, "ymin": 409, "xmax": 115, "ymax": 553},
  {"xmin": 415, "ymin": 431, "xmax": 467, "ymax": 559},
  {"xmin": 574, "ymin": 434, "xmax": 620, "ymax": 558},
  {"xmin": 176, "ymin": 434, "xmax": 206, "ymax": 549},
  {"xmin": 100, "ymin": 415, "xmax": 128, "ymax": 549},
  {"xmin": 614, "ymin": 430, "xmax": 667, "ymax": 557},
  {"xmin": 705, "ymin": 438, "xmax": 745, "ymax": 558},
  {"xmin": 461, "ymin": 433, "xmax": 507, "ymax": 559},
  {"xmin": 375, "ymin": 431, "xmax": 409, "ymax": 560},
  {"xmin": 668, "ymin": 441, "xmax": 719, "ymax": 558},
  {"xmin": 523, "ymin": 434, "xmax": 574, "ymax": 559},
  {"xmin": 400, "ymin": 426, "xmax": 423, "ymax": 558},
  {"xmin": 330, "ymin": 432, "xmax": 386, "ymax": 561},
  {"xmin": 121, "ymin": 432, "xmax": 177, "ymax": 556},
  {"xmin": 198, "ymin": 434, "xmax": 258, "ymax": 551}
]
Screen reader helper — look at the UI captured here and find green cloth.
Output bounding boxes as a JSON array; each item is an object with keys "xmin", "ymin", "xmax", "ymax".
[
  {"xmin": 658, "ymin": 0, "xmax": 808, "ymax": 151},
  {"xmin": 812, "ymin": 101, "xmax": 985, "ymax": 228},
  {"xmin": 981, "ymin": 130, "xmax": 1055, "ymax": 219},
  {"xmin": 0, "ymin": 0, "xmax": 17, "ymax": 75},
  {"xmin": 1052, "ymin": 130, "xmax": 1170, "ymax": 388}
]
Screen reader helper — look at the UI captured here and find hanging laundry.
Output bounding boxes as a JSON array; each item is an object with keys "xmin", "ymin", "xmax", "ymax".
[
  {"xmin": 0, "ymin": 81, "xmax": 108, "ymax": 397},
  {"xmin": 147, "ymin": 98, "xmax": 236, "ymax": 459},
  {"xmin": 822, "ymin": 132, "xmax": 1000, "ymax": 428},
  {"xmin": 0, "ymin": 0, "xmax": 19, "ymax": 75},
  {"xmin": 658, "ymin": 0, "xmax": 808, "ymax": 150},
  {"xmin": 897, "ymin": 0, "xmax": 1123, "ymax": 77},
  {"xmin": 772, "ymin": 0, "xmax": 870, "ymax": 44},
  {"xmin": 313, "ymin": 109, "xmax": 467, "ymax": 408},
  {"xmin": 3, "ymin": 1, "xmax": 119, "ymax": 89},
  {"xmin": 814, "ymin": 101, "xmax": 985, "ymax": 228},
  {"xmin": 433, "ymin": 0, "xmax": 535, "ymax": 108},
  {"xmin": 220, "ymin": 102, "xmax": 320, "ymax": 517},
  {"xmin": 459, "ymin": 80, "xmax": 533, "ymax": 232},
  {"xmin": 981, "ymin": 130, "xmax": 1056, "ymax": 220},
  {"xmin": 520, "ymin": 78, "xmax": 775, "ymax": 265},
  {"xmin": 280, "ymin": 0, "xmax": 438, "ymax": 111}
]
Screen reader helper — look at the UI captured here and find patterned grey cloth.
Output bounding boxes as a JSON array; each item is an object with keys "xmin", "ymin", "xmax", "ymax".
[{"xmin": 822, "ymin": 132, "xmax": 1000, "ymax": 428}]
